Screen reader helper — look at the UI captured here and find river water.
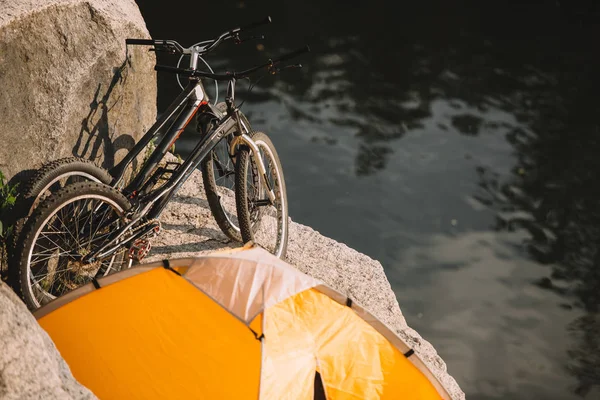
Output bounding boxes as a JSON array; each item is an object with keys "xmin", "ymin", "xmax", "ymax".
[{"xmin": 136, "ymin": 1, "xmax": 600, "ymax": 398}]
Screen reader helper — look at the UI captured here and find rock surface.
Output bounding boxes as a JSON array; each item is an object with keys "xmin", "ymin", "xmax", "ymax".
[
  {"xmin": 145, "ymin": 159, "xmax": 466, "ymax": 400},
  {"xmin": 0, "ymin": 0, "xmax": 156, "ymax": 180},
  {"xmin": 0, "ymin": 280, "xmax": 96, "ymax": 400}
]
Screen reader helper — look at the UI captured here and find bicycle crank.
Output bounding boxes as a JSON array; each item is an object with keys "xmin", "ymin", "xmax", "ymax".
[
  {"xmin": 128, "ymin": 221, "xmax": 162, "ymax": 262},
  {"xmin": 84, "ymin": 220, "xmax": 162, "ymax": 263}
]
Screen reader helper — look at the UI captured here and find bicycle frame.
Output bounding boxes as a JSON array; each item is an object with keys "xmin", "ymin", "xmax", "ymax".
[
  {"xmin": 109, "ymin": 80, "xmax": 202, "ymax": 191},
  {"xmin": 82, "ymin": 18, "xmax": 310, "ymax": 263},
  {"xmin": 88, "ymin": 76, "xmax": 274, "ymax": 262}
]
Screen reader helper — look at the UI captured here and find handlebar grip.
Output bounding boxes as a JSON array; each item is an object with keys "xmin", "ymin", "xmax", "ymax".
[
  {"xmin": 239, "ymin": 16, "xmax": 272, "ymax": 32},
  {"xmin": 273, "ymin": 45, "xmax": 311, "ymax": 64},
  {"xmin": 154, "ymin": 65, "xmax": 194, "ymax": 76},
  {"xmin": 126, "ymin": 38, "xmax": 155, "ymax": 45}
]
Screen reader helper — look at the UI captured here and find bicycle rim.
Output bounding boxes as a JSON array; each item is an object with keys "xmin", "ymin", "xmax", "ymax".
[
  {"xmin": 25, "ymin": 194, "xmax": 129, "ymax": 308},
  {"xmin": 210, "ymin": 137, "xmax": 241, "ymax": 231},
  {"xmin": 237, "ymin": 133, "xmax": 288, "ymax": 258}
]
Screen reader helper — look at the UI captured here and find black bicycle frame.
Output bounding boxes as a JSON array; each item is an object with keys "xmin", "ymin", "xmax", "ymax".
[
  {"xmin": 144, "ymin": 100, "xmax": 237, "ymax": 219},
  {"xmin": 108, "ymin": 81, "xmax": 200, "ymax": 191},
  {"xmin": 87, "ymin": 77, "xmax": 239, "ymax": 262}
]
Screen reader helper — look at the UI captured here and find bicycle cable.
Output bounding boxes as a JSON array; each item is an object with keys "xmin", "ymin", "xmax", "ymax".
[
  {"xmin": 236, "ymin": 74, "xmax": 267, "ymax": 110},
  {"xmin": 237, "ymin": 63, "xmax": 302, "ymax": 110},
  {"xmin": 175, "ymin": 40, "xmax": 219, "ymax": 105}
]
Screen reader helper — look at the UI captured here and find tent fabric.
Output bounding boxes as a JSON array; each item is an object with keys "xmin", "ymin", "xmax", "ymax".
[
  {"xmin": 314, "ymin": 285, "xmax": 449, "ymax": 398},
  {"xmin": 35, "ymin": 246, "xmax": 450, "ymax": 400},
  {"xmin": 37, "ymin": 267, "xmax": 261, "ymax": 399},
  {"xmin": 183, "ymin": 249, "xmax": 319, "ymax": 323},
  {"xmin": 261, "ymin": 289, "xmax": 442, "ymax": 399}
]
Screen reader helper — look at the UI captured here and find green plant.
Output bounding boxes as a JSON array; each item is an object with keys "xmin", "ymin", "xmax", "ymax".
[
  {"xmin": 0, "ymin": 170, "xmax": 18, "ymax": 241},
  {"xmin": 145, "ymin": 137, "xmax": 157, "ymax": 164},
  {"xmin": 0, "ymin": 170, "xmax": 19, "ymax": 280}
]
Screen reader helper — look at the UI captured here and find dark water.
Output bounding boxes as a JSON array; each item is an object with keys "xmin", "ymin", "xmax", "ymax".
[{"xmin": 136, "ymin": 1, "xmax": 600, "ymax": 398}]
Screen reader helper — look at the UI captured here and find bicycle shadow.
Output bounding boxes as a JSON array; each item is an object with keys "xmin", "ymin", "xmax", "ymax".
[
  {"xmin": 72, "ymin": 56, "xmax": 137, "ymax": 171},
  {"xmin": 150, "ymin": 239, "xmax": 231, "ymax": 255},
  {"xmin": 170, "ymin": 195, "xmax": 210, "ymax": 209},
  {"xmin": 150, "ymin": 226, "xmax": 235, "ymax": 255}
]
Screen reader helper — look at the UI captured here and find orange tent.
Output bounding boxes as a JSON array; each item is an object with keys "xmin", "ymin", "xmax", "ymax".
[{"xmin": 35, "ymin": 246, "xmax": 450, "ymax": 399}]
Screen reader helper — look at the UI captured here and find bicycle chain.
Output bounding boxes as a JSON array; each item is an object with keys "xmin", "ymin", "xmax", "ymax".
[{"xmin": 127, "ymin": 218, "xmax": 162, "ymax": 238}]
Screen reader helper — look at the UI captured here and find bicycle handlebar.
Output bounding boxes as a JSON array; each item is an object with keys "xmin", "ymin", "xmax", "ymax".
[
  {"xmin": 237, "ymin": 15, "xmax": 272, "ymax": 33},
  {"xmin": 154, "ymin": 45, "xmax": 310, "ymax": 80},
  {"xmin": 273, "ymin": 45, "xmax": 311, "ymax": 64},
  {"xmin": 125, "ymin": 38, "xmax": 154, "ymax": 45},
  {"xmin": 125, "ymin": 16, "xmax": 272, "ymax": 56}
]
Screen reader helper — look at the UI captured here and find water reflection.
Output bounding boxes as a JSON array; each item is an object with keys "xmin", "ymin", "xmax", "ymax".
[
  {"xmin": 475, "ymin": 96, "xmax": 600, "ymax": 396},
  {"xmin": 391, "ymin": 229, "xmax": 582, "ymax": 399}
]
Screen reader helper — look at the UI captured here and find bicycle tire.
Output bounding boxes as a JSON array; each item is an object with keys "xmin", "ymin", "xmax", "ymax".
[
  {"xmin": 7, "ymin": 158, "xmax": 112, "ymax": 263},
  {"xmin": 201, "ymin": 103, "xmax": 254, "ymax": 241},
  {"xmin": 235, "ymin": 132, "xmax": 288, "ymax": 258},
  {"xmin": 12, "ymin": 181, "xmax": 131, "ymax": 310}
]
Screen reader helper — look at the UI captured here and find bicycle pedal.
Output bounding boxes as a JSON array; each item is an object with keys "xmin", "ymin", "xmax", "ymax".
[{"xmin": 128, "ymin": 239, "xmax": 152, "ymax": 262}]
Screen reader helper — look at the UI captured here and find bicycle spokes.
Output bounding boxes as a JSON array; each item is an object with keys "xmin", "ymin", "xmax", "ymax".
[{"xmin": 28, "ymin": 196, "xmax": 128, "ymax": 305}]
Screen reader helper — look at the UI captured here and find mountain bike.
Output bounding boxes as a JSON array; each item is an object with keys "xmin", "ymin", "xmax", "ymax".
[{"xmin": 11, "ymin": 17, "xmax": 308, "ymax": 309}]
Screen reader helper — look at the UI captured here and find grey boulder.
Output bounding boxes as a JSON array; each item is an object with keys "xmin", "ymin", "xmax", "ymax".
[
  {"xmin": 0, "ymin": 0, "xmax": 157, "ymax": 181},
  {"xmin": 0, "ymin": 280, "xmax": 96, "ymax": 399}
]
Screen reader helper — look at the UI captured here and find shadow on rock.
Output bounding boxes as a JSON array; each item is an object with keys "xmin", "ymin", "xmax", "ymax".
[{"xmin": 72, "ymin": 56, "xmax": 137, "ymax": 170}]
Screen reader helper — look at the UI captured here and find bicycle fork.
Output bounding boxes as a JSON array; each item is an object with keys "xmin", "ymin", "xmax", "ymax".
[
  {"xmin": 230, "ymin": 133, "xmax": 276, "ymax": 203},
  {"xmin": 225, "ymin": 80, "xmax": 276, "ymax": 204}
]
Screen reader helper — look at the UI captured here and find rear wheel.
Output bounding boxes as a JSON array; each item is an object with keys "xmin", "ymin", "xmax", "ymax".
[
  {"xmin": 13, "ymin": 182, "xmax": 131, "ymax": 310},
  {"xmin": 201, "ymin": 103, "xmax": 255, "ymax": 241},
  {"xmin": 7, "ymin": 158, "xmax": 112, "ymax": 266},
  {"xmin": 235, "ymin": 132, "xmax": 288, "ymax": 258},
  {"xmin": 22, "ymin": 158, "xmax": 112, "ymax": 213}
]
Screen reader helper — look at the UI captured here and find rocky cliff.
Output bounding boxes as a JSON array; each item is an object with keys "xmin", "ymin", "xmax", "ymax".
[{"xmin": 0, "ymin": 160, "xmax": 465, "ymax": 399}]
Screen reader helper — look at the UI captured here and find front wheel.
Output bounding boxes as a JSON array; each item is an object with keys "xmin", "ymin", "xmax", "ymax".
[
  {"xmin": 13, "ymin": 181, "xmax": 132, "ymax": 309},
  {"xmin": 201, "ymin": 103, "xmax": 254, "ymax": 242},
  {"xmin": 235, "ymin": 132, "xmax": 288, "ymax": 259}
]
